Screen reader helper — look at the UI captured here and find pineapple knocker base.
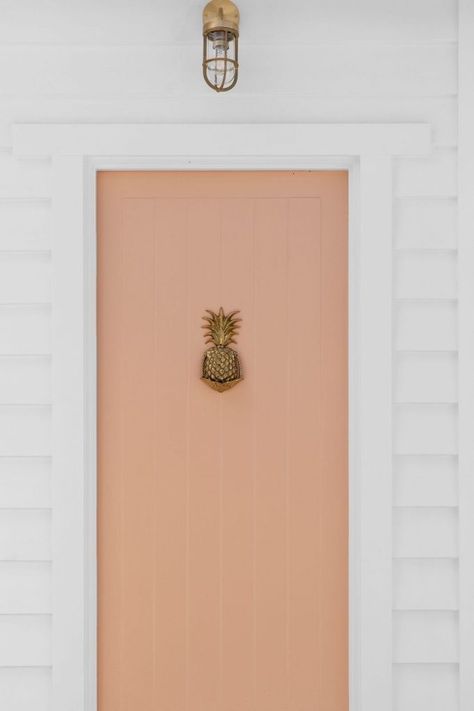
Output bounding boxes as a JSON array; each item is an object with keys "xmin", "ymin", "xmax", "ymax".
[{"xmin": 201, "ymin": 307, "xmax": 243, "ymax": 392}]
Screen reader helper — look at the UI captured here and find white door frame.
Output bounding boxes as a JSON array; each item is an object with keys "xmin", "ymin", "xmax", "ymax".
[{"xmin": 11, "ymin": 122, "xmax": 431, "ymax": 711}]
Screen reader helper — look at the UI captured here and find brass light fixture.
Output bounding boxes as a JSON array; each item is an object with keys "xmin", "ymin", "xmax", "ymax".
[{"xmin": 202, "ymin": 0, "xmax": 240, "ymax": 92}]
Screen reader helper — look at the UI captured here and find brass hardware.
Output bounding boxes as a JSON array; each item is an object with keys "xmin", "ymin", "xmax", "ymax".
[
  {"xmin": 201, "ymin": 307, "xmax": 243, "ymax": 392},
  {"xmin": 202, "ymin": 0, "xmax": 239, "ymax": 93}
]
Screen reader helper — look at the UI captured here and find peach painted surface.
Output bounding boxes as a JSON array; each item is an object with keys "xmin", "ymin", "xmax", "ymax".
[{"xmin": 97, "ymin": 171, "xmax": 348, "ymax": 711}]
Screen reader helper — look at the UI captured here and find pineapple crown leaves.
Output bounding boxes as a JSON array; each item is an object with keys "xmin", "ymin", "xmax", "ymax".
[{"xmin": 202, "ymin": 306, "xmax": 242, "ymax": 347}]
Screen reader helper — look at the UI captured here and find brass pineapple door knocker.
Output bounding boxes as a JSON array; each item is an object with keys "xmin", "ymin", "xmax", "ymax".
[{"xmin": 201, "ymin": 307, "xmax": 243, "ymax": 392}]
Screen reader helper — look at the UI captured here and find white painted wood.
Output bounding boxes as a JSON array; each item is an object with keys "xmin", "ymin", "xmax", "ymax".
[
  {"xmin": 0, "ymin": 153, "xmax": 51, "ymax": 199},
  {"xmin": 394, "ymin": 404, "xmax": 457, "ymax": 455},
  {"xmin": 0, "ymin": 305, "xmax": 51, "ymax": 355},
  {"xmin": 394, "ymin": 149, "xmax": 457, "ymax": 198},
  {"xmin": 393, "ymin": 455, "xmax": 458, "ymax": 507},
  {"xmin": 16, "ymin": 123, "xmax": 423, "ymax": 711},
  {"xmin": 393, "ymin": 508, "xmax": 458, "ymax": 559},
  {"xmin": 0, "ymin": 667, "xmax": 51, "ymax": 711},
  {"xmin": 394, "ymin": 252, "xmax": 457, "ymax": 301},
  {"xmin": 0, "ymin": 509, "xmax": 51, "ymax": 561},
  {"xmin": 0, "ymin": 405, "xmax": 51, "ymax": 457},
  {"xmin": 393, "ymin": 664, "xmax": 459, "ymax": 711},
  {"xmin": 0, "ymin": 253, "xmax": 51, "ymax": 304},
  {"xmin": 458, "ymin": 2, "xmax": 474, "ymax": 708},
  {"xmin": 0, "ymin": 0, "xmax": 457, "ymax": 44},
  {"xmin": 0, "ymin": 45, "xmax": 456, "ymax": 99},
  {"xmin": 393, "ymin": 611, "xmax": 459, "ymax": 663},
  {"xmin": 393, "ymin": 558, "xmax": 458, "ymax": 610},
  {"xmin": 0, "ymin": 561, "xmax": 51, "ymax": 613},
  {"xmin": 0, "ymin": 615, "xmax": 51, "ymax": 667},
  {"xmin": 0, "ymin": 200, "xmax": 51, "ymax": 251},
  {"xmin": 0, "ymin": 356, "xmax": 51, "ymax": 405},
  {"xmin": 0, "ymin": 96, "xmax": 457, "ymax": 149},
  {"xmin": 394, "ymin": 199, "xmax": 457, "ymax": 249},
  {"xmin": 12, "ymin": 123, "xmax": 431, "ymax": 158},
  {"xmin": 0, "ymin": 457, "xmax": 51, "ymax": 508},
  {"xmin": 395, "ymin": 301, "xmax": 457, "ymax": 352}
]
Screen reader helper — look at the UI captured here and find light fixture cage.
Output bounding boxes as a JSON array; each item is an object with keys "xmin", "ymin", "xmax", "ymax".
[{"xmin": 202, "ymin": 0, "xmax": 240, "ymax": 92}]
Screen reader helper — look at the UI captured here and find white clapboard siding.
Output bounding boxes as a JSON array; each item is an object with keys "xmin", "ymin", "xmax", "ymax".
[
  {"xmin": 0, "ymin": 44, "xmax": 456, "ymax": 98},
  {"xmin": 395, "ymin": 300, "xmax": 457, "ymax": 351},
  {"xmin": 394, "ymin": 252, "xmax": 457, "ymax": 301},
  {"xmin": 394, "ymin": 199, "xmax": 457, "ymax": 249},
  {"xmin": 0, "ymin": 253, "xmax": 51, "ymax": 304},
  {"xmin": 0, "ymin": 667, "xmax": 51, "ymax": 711},
  {"xmin": 394, "ymin": 149, "xmax": 457, "ymax": 198},
  {"xmin": 0, "ymin": 305, "xmax": 51, "ymax": 354},
  {"xmin": 0, "ymin": 200, "xmax": 51, "ymax": 251},
  {"xmin": 0, "ymin": 152, "xmax": 51, "ymax": 199},
  {"xmin": 393, "ymin": 664, "xmax": 459, "ymax": 711},
  {"xmin": 0, "ymin": 96, "xmax": 458, "ymax": 149},
  {"xmin": 393, "ymin": 455, "xmax": 458, "ymax": 507},
  {"xmin": 0, "ymin": 0, "xmax": 457, "ymax": 44},
  {"xmin": 393, "ymin": 558, "xmax": 458, "ymax": 610},
  {"xmin": 0, "ymin": 406, "xmax": 51, "ymax": 456},
  {"xmin": 0, "ymin": 615, "xmax": 51, "ymax": 666},
  {"xmin": 393, "ymin": 507, "xmax": 458, "ymax": 559},
  {"xmin": 394, "ymin": 404, "xmax": 457, "ymax": 455},
  {"xmin": 0, "ymin": 562, "xmax": 51, "ymax": 613},
  {"xmin": 393, "ymin": 611, "xmax": 458, "ymax": 663},
  {"xmin": 0, "ymin": 457, "xmax": 51, "ymax": 509},
  {"xmin": 395, "ymin": 352, "xmax": 457, "ymax": 403},
  {"xmin": 0, "ymin": 355, "xmax": 51, "ymax": 404},
  {"xmin": 0, "ymin": 510, "xmax": 51, "ymax": 561},
  {"xmin": 0, "ymin": 0, "xmax": 460, "ymax": 708}
]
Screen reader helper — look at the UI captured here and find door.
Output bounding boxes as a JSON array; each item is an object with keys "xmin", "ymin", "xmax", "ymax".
[{"xmin": 97, "ymin": 171, "xmax": 348, "ymax": 711}]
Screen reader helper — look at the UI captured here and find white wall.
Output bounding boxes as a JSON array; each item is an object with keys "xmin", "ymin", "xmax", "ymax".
[{"xmin": 0, "ymin": 1, "xmax": 459, "ymax": 710}]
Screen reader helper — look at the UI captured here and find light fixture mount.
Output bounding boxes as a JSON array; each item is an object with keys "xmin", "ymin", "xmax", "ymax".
[{"xmin": 202, "ymin": 0, "xmax": 240, "ymax": 93}]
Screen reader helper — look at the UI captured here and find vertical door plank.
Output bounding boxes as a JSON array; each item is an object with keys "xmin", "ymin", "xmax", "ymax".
[
  {"xmin": 153, "ymin": 198, "xmax": 189, "ymax": 710},
  {"xmin": 220, "ymin": 198, "xmax": 255, "ymax": 711},
  {"xmin": 186, "ymin": 198, "xmax": 221, "ymax": 711},
  {"xmin": 286, "ymin": 197, "xmax": 322, "ymax": 708},
  {"xmin": 254, "ymin": 198, "xmax": 289, "ymax": 711}
]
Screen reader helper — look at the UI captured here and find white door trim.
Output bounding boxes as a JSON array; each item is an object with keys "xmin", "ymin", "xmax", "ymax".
[{"xmin": 11, "ymin": 122, "xmax": 431, "ymax": 711}]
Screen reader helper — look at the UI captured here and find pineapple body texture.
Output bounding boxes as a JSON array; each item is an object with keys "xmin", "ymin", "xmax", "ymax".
[{"xmin": 203, "ymin": 346, "xmax": 240, "ymax": 383}]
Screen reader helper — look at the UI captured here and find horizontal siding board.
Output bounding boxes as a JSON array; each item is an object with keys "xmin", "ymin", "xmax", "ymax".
[
  {"xmin": 0, "ymin": 615, "xmax": 51, "ymax": 666},
  {"xmin": 0, "ymin": 406, "xmax": 51, "ymax": 456},
  {"xmin": 0, "ymin": 305, "xmax": 51, "ymax": 355},
  {"xmin": 394, "ymin": 507, "xmax": 458, "ymax": 558},
  {"xmin": 393, "ymin": 455, "xmax": 458, "ymax": 507},
  {"xmin": 0, "ymin": 510, "xmax": 51, "ymax": 561},
  {"xmin": 0, "ymin": 153, "xmax": 51, "ymax": 199},
  {"xmin": 395, "ymin": 352, "xmax": 457, "ymax": 403},
  {"xmin": 395, "ymin": 301, "xmax": 457, "ymax": 351},
  {"xmin": 394, "ymin": 404, "xmax": 457, "ymax": 455},
  {"xmin": 0, "ymin": 667, "xmax": 51, "ymax": 711},
  {"xmin": 393, "ymin": 558, "xmax": 458, "ymax": 610},
  {"xmin": 394, "ymin": 149, "xmax": 457, "ymax": 198},
  {"xmin": 393, "ymin": 610, "xmax": 458, "ymax": 663},
  {"xmin": 0, "ymin": 44, "xmax": 456, "ymax": 98},
  {"xmin": 395, "ymin": 199, "xmax": 457, "ymax": 249},
  {"xmin": 0, "ymin": 562, "xmax": 51, "ymax": 613},
  {"xmin": 0, "ymin": 254, "xmax": 51, "ymax": 304},
  {"xmin": 0, "ymin": 0, "xmax": 458, "ymax": 43},
  {"xmin": 0, "ymin": 457, "xmax": 51, "ymax": 508},
  {"xmin": 0, "ymin": 355, "xmax": 51, "ymax": 404},
  {"xmin": 394, "ymin": 252, "xmax": 457, "ymax": 301},
  {"xmin": 393, "ymin": 664, "xmax": 459, "ymax": 711},
  {"xmin": 0, "ymin": 201, "xmax": 51, "ymax": 251}
]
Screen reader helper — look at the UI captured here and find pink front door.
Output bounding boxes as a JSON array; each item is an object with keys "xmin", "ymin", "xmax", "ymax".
[{"xmin": 97, "ymin": 171, "xmax": 348, "ymax": 711}]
